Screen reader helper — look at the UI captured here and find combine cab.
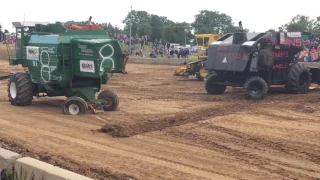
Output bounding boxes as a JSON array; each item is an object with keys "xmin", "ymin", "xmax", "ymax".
[
  {"xmin": 204, "ymin": 21, "xmax": 320, "ymax": 99},
  {"xmin": 174, "ymin": 34, "xmax": 220, "ymax": 81},
  {"xmin": 3, "ymin": 17, "xmax": 129, "ymax": 115}
]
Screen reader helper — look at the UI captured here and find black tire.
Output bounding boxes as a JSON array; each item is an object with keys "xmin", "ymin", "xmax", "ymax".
[
  {"xmin": 62, "ymin": 96, "xmax": 88, "ymax": 115},
  {"xmin": 196, "ymin": 65, "xmax": 208, "ymax": 81},
  {"xmin": 205, "ymin": 74, "xmax": 226, "ymax": 95},
  {"xmin": 244, "ymin": 76, "xmax": 268, "ymax": 100},
  {"xmin": 7, "ymin": 72, "xmax": 33, "ymax": 106},
  {"xmin": 98, "ymin": 90, "xmax": 119, "ymax": 111},
  {"xmin": 285, "ymin": 63, "xmax": 311, "ymax": 94},
  {"xmin": 196, "ymin": 73, "xmax": 204, "ymax": 81}
]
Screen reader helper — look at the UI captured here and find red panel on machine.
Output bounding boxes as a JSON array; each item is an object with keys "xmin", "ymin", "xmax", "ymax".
[{"xmin": 64, "ymin": 24, "xmax": 102, "ymax": 30}]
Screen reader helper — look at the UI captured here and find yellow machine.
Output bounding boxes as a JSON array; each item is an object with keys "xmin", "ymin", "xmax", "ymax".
[
  {"xmin": 174, "ymin": 34, "xmax": 220, "ymax": 81},
  {"xmin": 195, "ymin": 34, "xmax": 220, "ymax": 60}
]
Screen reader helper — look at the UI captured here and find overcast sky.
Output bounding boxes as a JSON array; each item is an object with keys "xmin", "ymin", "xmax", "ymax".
[{"xmin": 1, "ymin": 0, "xmax": 319, "ymax": 33}]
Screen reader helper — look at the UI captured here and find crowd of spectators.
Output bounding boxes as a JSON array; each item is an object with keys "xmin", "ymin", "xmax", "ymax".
[
  {"xmin": 109, "ymin": 33, "xmax": 320, "ymax": 61},
  {"xmin": 297, "ymin": 37, "xmax": 320, "ymax": 62},
  {"xmin": 108, "ymin": 32, "xmax": 192, "ymax": 59}
]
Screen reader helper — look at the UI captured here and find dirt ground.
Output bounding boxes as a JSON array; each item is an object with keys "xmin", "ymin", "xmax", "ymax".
[{"xmin": 0, "ymin": 59, "xmax": 320, "ymax": 180}]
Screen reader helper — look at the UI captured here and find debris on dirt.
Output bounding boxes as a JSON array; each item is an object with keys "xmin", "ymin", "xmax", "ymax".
[
  {"xmin": 100, "ymin": 124, "xmax": 132, "ymax": 137},
  {"xmin": 302, "ymin": 106, "xmax": 315, "ymax": 113},
  {"xmin": 294, "ymin": 104, "xmax": 316, "ymax": 114}
]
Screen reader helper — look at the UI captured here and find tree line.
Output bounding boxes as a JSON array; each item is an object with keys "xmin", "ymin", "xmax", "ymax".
[
  {"xmin": 268, "ymin": 15, "xmax": 320, "ymax": 35},
  {"xmin": 0, "ymin": 25, "xmax": 10, "ymax": 34},
  {"xmin": 66, "ymin": 11, "xmax": 320, "ymax": 45},
  {"xmin": 1, "ymin": 11, "xmax": 320, "ymax": 44}
]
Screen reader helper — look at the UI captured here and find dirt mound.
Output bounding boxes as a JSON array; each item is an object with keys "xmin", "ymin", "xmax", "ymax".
[{"xmin": 301, "ymin": 106, "xmax": 315, "ymax": 113}]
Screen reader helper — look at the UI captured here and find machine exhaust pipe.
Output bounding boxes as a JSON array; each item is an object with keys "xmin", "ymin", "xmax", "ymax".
[{"xmin": 89, "ymin": 16, "xmax": 92, "ymax": 25}]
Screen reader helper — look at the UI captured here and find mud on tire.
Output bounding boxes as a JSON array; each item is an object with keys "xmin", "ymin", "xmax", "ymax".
[
  {"xmin": 98, "ymin": 90, "xmax": 119, "ymax": 111},
  {"xmin": 244, "ymin": 76, "xmax": 268, "ymax": 100},
  {"xmin": 8, "ymin": 72, "xmax": 34, "ymax": 106},
  {"xmin": 205, "ymin": 74, "xmax": 226, "ymax": 95},
  {"xmin": 285, "ymin": 63, "xmax": 311, "ymax": 94}
]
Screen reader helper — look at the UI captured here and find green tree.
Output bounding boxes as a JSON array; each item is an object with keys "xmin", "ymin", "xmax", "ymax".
[
  {"xmin": 162, "ymin": 22, "xmax": 192, "ymax": 45},
  {"xmin": 98, "ymin": 22, "xmax": 123, "ymax": 36},
  {"xmin": 122, "ymin": 10, "xmax": 150, "ymax": 36},
  {"xmin": 4, "ymin": 29, "xmax": 9, "ymax": 33},
  {"xmin": 149, "ymin": 15, "xmax": 165, "ymax": 40},
  {"xmin": 280, "ymin": 15, "xmax": 314, "ymax": 32},
  {"xmin": 267, "ymin": 29, "xmax": 276, "ymax": 32},
  {"xmin": 312, "ymin": 16, "xmax": 320, "ymax": 34},
  {"xmin": 191, "ymin": 10, "xmax": 236, "ymax": 34},
  {"xmin": 137, "ymin": 22, "xmax": 152, "ymax": 37}
]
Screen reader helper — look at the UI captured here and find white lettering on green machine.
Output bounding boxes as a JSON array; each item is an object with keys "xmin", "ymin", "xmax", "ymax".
[{"xmin": 78, "ymin": 44, "xmax": 93, "ymax": 56}]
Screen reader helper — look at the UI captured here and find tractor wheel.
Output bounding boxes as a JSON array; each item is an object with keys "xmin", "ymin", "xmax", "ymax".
[
  {"xmin": 7, "ymin": 72, "xmax": 33, "ymax": 106},
  {"xmin": 285, "ymin": 63, "xmax": 311, "ymax": 94},
  {"xmin": 62, "ymin": 96, "xmax": 88, "ymax": 115},
  {"xmin": 244, "ymin": 76, "xmax": 268, "ymax": 100},
  {"xmin": 205, "ymin": 74, "xmax": 226, "ymax": 95},
  {"xmin": 196, "ymin": 74, "xmax": 204, "ymax": 81},
  {"xmin": 98, "ymin": 90, "xmax": 119, "ymax": 111},
  {"xmin": 196, "ymin": 66, "xmax": 208, "ymax": 81}
]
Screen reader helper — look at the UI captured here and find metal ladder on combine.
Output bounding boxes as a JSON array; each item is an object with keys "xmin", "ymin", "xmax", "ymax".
[
  {"xmin": 6, "ymin": 42, "xmax": 17, "ymax": 61},
  {"xmin": 61, "ymin": 43, "xmax": 74, "ymax": 88},
  {"xmin": 61, "ymin": 43, "xmax": 72, "ymax": 69}
]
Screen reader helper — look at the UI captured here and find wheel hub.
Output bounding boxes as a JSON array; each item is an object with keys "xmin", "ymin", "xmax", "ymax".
[
  {"xmin": 68, "ymin": 104, "xmax": 80, "ymax": 115},
  {"xmin": 10, "ymin": 82, "xmax": 17, "ymax": 99},
  {"xmin": 199, "ymin": 68, "xmax": 208, "ymax": 77},
  {"xmin": 249, "ymin": 83, "xmax": 262, "ymax": 94},
  {"xmin": 104, "ymin": 98, "xmax": 112, "ymax": 106},
  {"xmin": 251, "ymin": 88, "xmax": 259, "ymax": 94}
]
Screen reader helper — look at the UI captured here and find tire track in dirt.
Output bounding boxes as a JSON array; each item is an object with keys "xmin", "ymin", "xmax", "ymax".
[
  {"xmin": 164, "ymin": 123, "xmax": 320, "ymax": 180},
  {"xmin": 1, "ymin": 62, "xmax": 320, "ymax": 179},
  {"xmin": 256, "ymin": 109, "xmax": 320, "ymax": 123},
  {"xmin": 99, "ymin": 90, "xmax": 320, "ymax": 138},
  {"xmin": 99, "ymin": 102, "xmax": 249, "ymax": 137},
  {"xmin": 210, "ymin": 125, "xmax": 320, "ymax": 166},
  {"xmin": 0, "ymin": 118, "xmax": 235, "ymax": 180},
  {"xmin": 165, "ymin": 131, "xmax": 319, "ymax": 179},
  {"xmin": 0, "ymin": 137, "xmax": 131, "ymax": 180}
]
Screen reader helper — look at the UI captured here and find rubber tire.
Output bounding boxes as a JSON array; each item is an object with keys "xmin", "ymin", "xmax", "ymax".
[
  {"xmin": 285, "ymin": 63, "xmax": 311, "ymax": 94},
  {"xmin": 205, "ymin": 74, "xmax": 226, "ymax": 95},
  {"xmin": 62, "ymin": 96, "xmax": 88, "ymax": 115},
  {"xmin": 98, "ymin": 90, "xmax": 119, "ymax": 111},
  {"xmin": 244, "ymin": 76, "xmax": 268, "ymax": 100},
  {"xmin": 7, "ymin": 72, "xmax": 33, "ymax": 106}
]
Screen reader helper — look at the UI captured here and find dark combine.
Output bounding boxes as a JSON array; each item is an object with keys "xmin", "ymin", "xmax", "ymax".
[{"xmin": 204, "ymin": 21, "xmax": 320, "ymax": 100}]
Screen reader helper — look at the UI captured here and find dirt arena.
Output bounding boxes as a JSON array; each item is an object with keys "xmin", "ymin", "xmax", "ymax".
[{"xmin": 0, "ymin": 59, "xmax": 320, "ymax": 180}]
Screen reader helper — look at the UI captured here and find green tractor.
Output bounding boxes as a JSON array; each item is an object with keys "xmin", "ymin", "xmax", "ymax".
[{"xmin": 4, "ymin": 18, "xmax": 129, "ymax": 115}]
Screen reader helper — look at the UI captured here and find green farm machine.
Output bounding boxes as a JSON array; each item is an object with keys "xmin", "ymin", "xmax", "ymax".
[{"xmin": 3, "ymin": 18, "xmax": 129, "ymax": 115}]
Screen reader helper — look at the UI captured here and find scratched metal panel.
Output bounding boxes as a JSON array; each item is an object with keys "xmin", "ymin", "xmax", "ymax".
[
  {"xmin": 206, "ymin": 43, "xmax": 251, "ymax": 72},
  {"xmin": 23, "ymin": 44, "xmax": 61, "ymax": 84},
  {"xmin": 71, "ymin": 39, "xmax": 124, "ymax": 77}
]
